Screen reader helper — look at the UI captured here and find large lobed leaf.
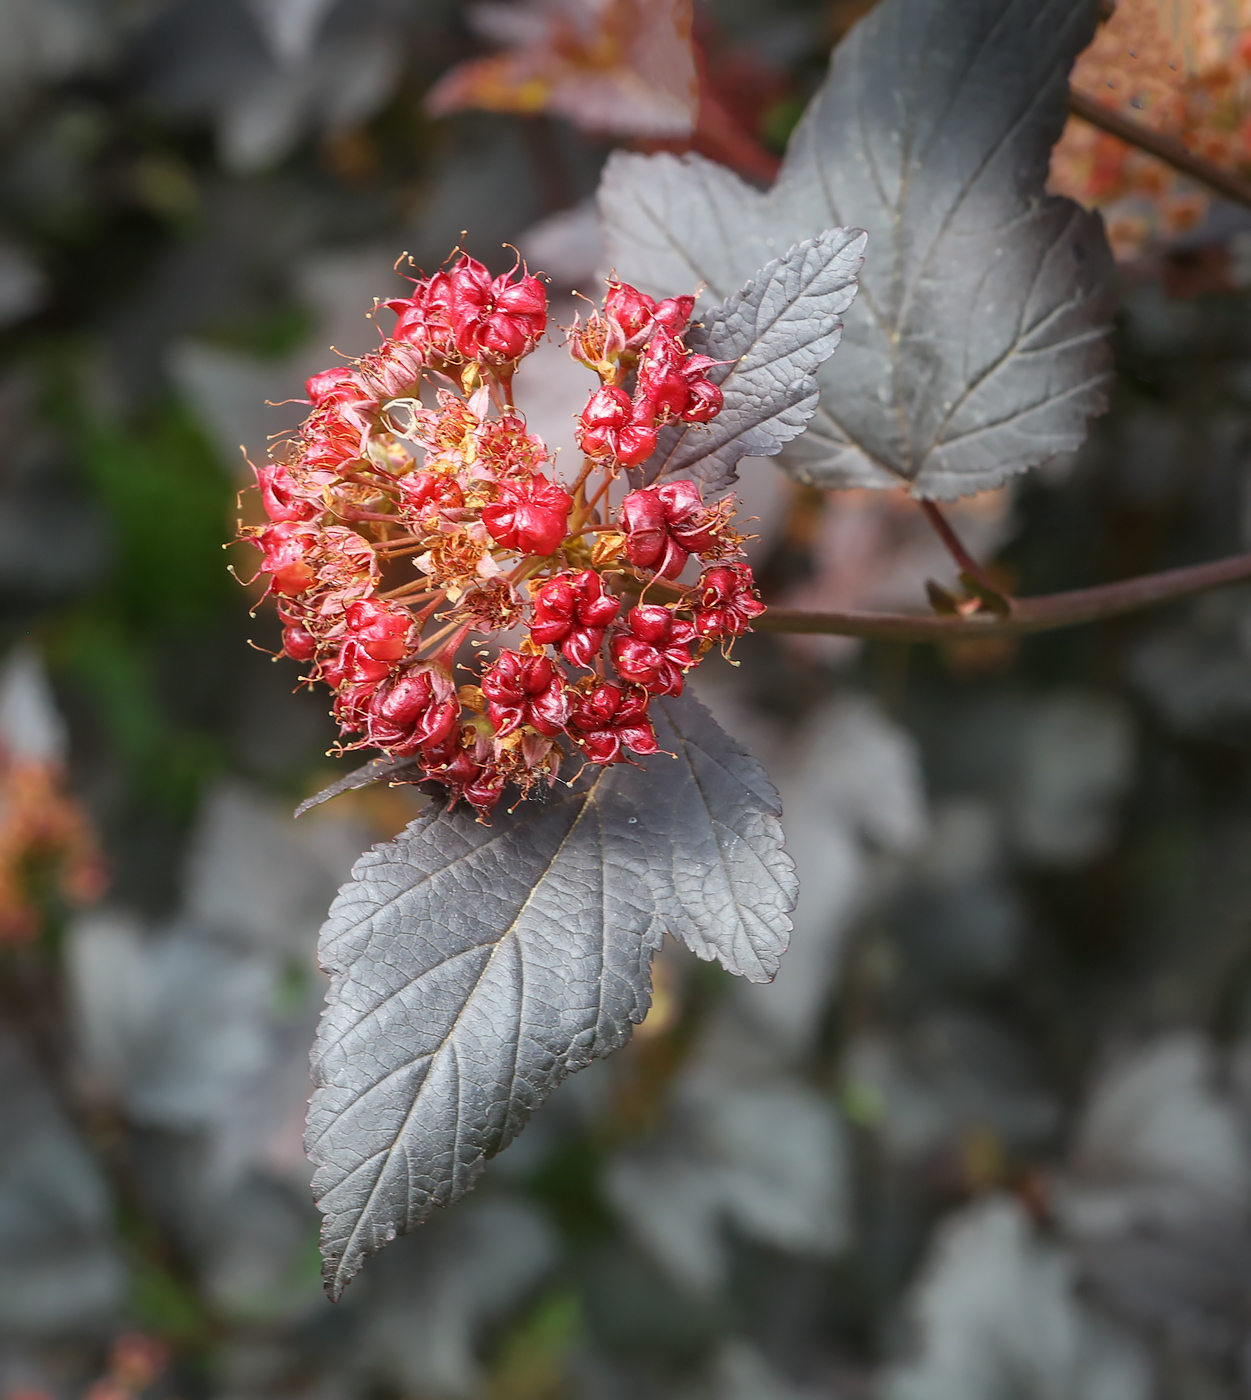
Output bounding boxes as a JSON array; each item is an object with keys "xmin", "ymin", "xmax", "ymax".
[
  {"xmin": 306, "ymin": 692, "xmax": 796, "ymax": 1298},
  {"xmin": 601, "ymin": 0, "xmax": 1114, "ymax": 499},
  {"xmin": 638, "ymin": 228, "xmax": 865, "ymax": 492}
]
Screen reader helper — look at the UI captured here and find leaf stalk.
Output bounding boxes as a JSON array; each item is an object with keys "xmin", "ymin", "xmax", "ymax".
[{"xmin": 917, "ymin": 500, "xmax": 1009, "ymax": 605}]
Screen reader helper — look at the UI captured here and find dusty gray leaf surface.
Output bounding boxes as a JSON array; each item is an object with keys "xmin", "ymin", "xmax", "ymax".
[
  {"xmin": 640, "ymin": 229, "xmax": 865, "ymax": 492},
  {"xmin": 884, "ymin": 1196, "xmax": 1151, "ymax": 1400},
  {"xmin": 607, "ymin": 1068, "xmax": 850, "ymax": 1293},
  {"xmin": 601, "ymin": 0, "xmax": 1113, "ymax": 498},
  {"xmin": 307, "ymin": 692, "xmax": 795, "ymax": 1296}
]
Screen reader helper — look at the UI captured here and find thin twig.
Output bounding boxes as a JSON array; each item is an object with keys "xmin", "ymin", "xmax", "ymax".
[
  {"xmin": 414, "ymin": 589, "xmax": 449, "ymax": 625},
  {"xmin": 377, "ymin": 582, "xmax": 439, "ymax": 602},
  {"xmin": 1068, "ymin": 89, "xmax": 1251, "ymax": 214},
  {"xmin": 375, "ymin": 542, "xmax": 429, "ymax": 560},
  {"xmin": 752, "ymin": 551, "xmax": 1251, "ymax": 641}
]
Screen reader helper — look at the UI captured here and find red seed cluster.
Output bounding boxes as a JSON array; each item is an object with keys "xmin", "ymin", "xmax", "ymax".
[
  {"xmin": 572, "ymin": 282, "xmax": 723, "ymax": 467},
  {"xmin": 240, "ymin": 250, "xmax": 764, "ymax": 819}
]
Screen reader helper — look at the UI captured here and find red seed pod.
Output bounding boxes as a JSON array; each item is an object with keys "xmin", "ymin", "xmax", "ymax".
[
  {"xmin": 652, "ymin": 294, "xmax": 695, "ymax": 335},
  {"xmin": 256, "ymin": 464, "xmax": 318, "ymax": 522},
  {"xmin": 423, "ymin": 270, "xmax": 458, "ymax": 347},
  {"xmin": 344, "ymin": 598, "xmax": 412, "ymax": 663},
  {"xmin": 428, "ymin": 746, "xmax": 480, "ymax": 788},
  {"xmin": 330, "ymin": 677, "xmax": 380, "ymax": 733},
  {"xmin": 447, "ymin": 253, "xmax": 491, "ymax": 301},
  {"xmin": 682, "ymin": 378, "xmax": 723, "ymax": 424},
  {"xmin": 609, "ymin": 604, "xmax": 697, "ymax": 696},
  {"xmin": 423, "ymin": 747, "xmax": 506, "ymax": 817},
  {"xmin": 529, "ymin": 570, "xmax": 620, "ymax": 667},
  {"xmin": 601, "ymin": 282, "xmax": 694, "ymax": 346},
  {"xmin": 300, "ymin": 403, "xmax": 368, "ymax": 473},
  {"xmin": 399, "ymin": 470, "xmax": 465, "ymax": 523},
  {"xmin": 334, "ymin": 637, "xmax": 394, "ymax": 687},
  {"xmin": 483, "ymin": 272, "xmax": 547, "ymax": 357},
  {"xmin": 618, "ymin": 481, "xmax": 722, "ymax": 579},
  {"xmin": 656, "ymin": 480, "xmax": 724, "ymax": 554},
  {"xmin": 604, "ymin": 281, "xmax": 657, "ymax": 343},
  {"xmin": 305, "ymin": 366, "xmax": 370, "ymax": 408},
  {"xmin": 624, "ymin": 603, "xmax": 675, "ymax": 645},
  {"xmin": 281, "ymin": 622, "xmax": 317, "ymax": 662},
  {"xmin": 618, "ymin": 487, "xmax": 667, "ymax": 565},
  {"xmin": 255, "ymin": 521, "xmax": 316, "ymax": 596},
  {"xmin": 481, "ymin": 650, "xmax": 570, "ymax": 738},
  {"xmin": 446, "ymin": 254, "xmax": 547, "ymax": 364},
  {"xmin": 614, "ymin": 423, "xmax": 659, "ymax": 469},
  {"xmin": 635, "ymin": 331, "xmax": 727, "ymax": 436},
  {"xmin": 385, "ymin": 271, "xmax": 458, "ymax": 360},
  {"xmin": 529, "ymin": 575, "xmax": 577, "ymax": 647},
  {"xmin": 635, "ymin": 328, "xmax": 692, "ymax": 420},
  {"xmin": 365, "ymin": 664, "xmax": 459, "ymax": 755},
  {"xmin": 577, "ymin": 385, "xmax": 633, "ymax": 459},
  {"xmin": 577, "ymin": 381, "xmax": 661, "ymax": 468},
  {"xmin": 279, "ymin": 599, "xmax": 319, "ymax": 663},
  {"xmin": 464, "ymin": 764, "xmax": 508, "ymax": 815},
  {"xmin": 693, "ymin": 563, "xmax": 766, "ymax": 640},
  {"xmin": 418, "ymin": 713, "xmax": 466, "ymax": 767},
  {"xmin": 481, "ymin": 474, "xmax": 573, "ymax": 556},
  {"xmin": 568, "ymin": 681, "xmax": 659, "ymax": 765}
]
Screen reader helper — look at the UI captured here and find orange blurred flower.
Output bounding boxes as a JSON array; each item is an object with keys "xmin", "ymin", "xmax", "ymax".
[
  {"xmin": 0, "ymin": 650, "xmax": 106, "ymax": 943},
  {"xmin": 0, "ymin": 753, "xmax": 108, "ymax": 942}
]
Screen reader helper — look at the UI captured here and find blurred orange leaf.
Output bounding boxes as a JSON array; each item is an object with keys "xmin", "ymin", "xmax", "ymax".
[{"xmin": 426, "ymin": 0, "xmax": 697, "ymax": 138}]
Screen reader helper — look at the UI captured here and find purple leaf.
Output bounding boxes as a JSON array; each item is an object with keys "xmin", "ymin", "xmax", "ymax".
[{"xmin": 306, "ymin": 692, "xmax": 795, "ymax": 1296}]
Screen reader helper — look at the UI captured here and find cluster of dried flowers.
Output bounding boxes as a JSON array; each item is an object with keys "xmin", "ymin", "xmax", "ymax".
[{"xmin": 240, "ymin": 251, "xmax": 764, "ymax": 818}]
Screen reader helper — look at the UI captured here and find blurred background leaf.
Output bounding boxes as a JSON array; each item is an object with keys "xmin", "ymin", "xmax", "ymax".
[{"xmin": 4, "ymin": 0, "xmax": 1251, "ymax": 1397}]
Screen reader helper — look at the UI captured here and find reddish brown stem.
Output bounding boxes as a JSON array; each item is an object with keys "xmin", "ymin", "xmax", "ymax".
[
  {"xmin": 918, "ymin": 500, "xmax": 1005, "ymax": 600},
  {"xmin": 414, "ymin": 590, "xmax": 449, "ymax": 626},
  {"xmin": 569, "ymin": 473, "xmax": 614, "ymax": 535},
  {"xmin": 377, "ymin": 583, "xmax": 439, "ymax": 602},
  {"xmin": 375, "ymin": 541, "xmax": 429, "ymax": 558},
  {"xmin": 755, "ymin": 551, "xmax": 1251, "ymax": 642},
  {"xmin": 432, "ymin": 622, "xmax": 473, "ymax": 669},
  {"xmin": 586, "ymin": 475, "xmax": 613, "ymax": 514},
  {"xmin": 1068, "ymin": 89, "xmax": 1251, "ymax": 214},
  {"xmin": 570, "ymin": 455, "xmax": 599, "ymax": 495},
  {"xmin": 416, "ymin": 619, "xmax": 461, "ymax": 653},
  {"xmin": 342, "ymin": 470, "xmax": 396, "ymax": 489}
]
